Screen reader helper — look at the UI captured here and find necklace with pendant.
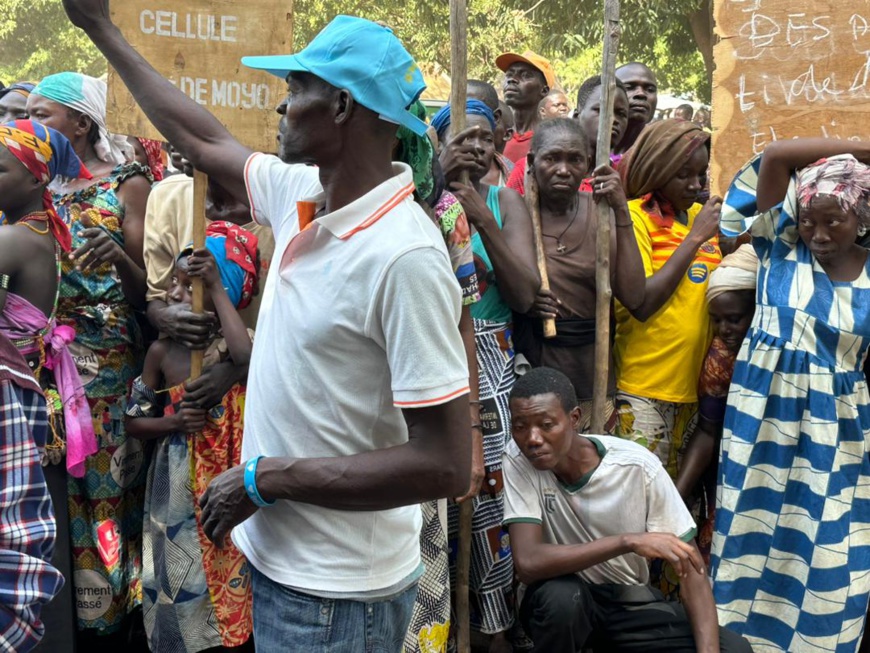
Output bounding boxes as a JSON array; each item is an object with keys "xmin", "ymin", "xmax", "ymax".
[{"xmin": 542, "ymin": 198, "xmax": 580, "ymax": 254}]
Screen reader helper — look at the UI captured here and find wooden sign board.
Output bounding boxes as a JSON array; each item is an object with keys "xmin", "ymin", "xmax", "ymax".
[
  {"xmin": 711, "ymin": 0, "xmax": 870, "ymax": 195},
  {"xmin": 107, "ymin": 0, "xmax": 294, "ymax": 152}
]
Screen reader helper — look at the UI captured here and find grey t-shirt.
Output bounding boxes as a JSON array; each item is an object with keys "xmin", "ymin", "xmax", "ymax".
[{"xmin": 503, "ymin": 435, "xmax": 696, "ymax": 585}]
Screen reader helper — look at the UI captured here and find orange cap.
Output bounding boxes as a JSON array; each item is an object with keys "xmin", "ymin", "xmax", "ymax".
[{"xmin": 495, "ymin": 50, "xmax": 556, "ymax": 90}]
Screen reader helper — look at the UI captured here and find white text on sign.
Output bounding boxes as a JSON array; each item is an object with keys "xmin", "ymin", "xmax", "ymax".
[
  {"xmin": 170, "ymin": 77, "xmax": 272, "ymax": 110},
  {"xmin": 139, "ymin": 11, "xmax": 238, "ymax": 42}
]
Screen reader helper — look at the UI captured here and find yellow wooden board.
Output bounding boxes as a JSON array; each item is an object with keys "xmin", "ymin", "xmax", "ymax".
[
  {"xmin": 107, "ymin": 0, "xmax": 294, "ymax": 152},
  {"xmin": 711, "ymin": 0, "xmax": 870, "ymax": 195}
]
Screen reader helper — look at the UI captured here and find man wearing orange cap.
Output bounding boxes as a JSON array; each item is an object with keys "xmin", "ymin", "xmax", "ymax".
[{"xmin": 496, "ymin": 50, "xmax": 556, "ymax": 164}]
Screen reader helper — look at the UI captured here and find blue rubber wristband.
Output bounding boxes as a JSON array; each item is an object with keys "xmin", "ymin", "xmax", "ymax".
[{"xmin": 244, "ymin": 456, "xmax": 275, "ymax": 508}]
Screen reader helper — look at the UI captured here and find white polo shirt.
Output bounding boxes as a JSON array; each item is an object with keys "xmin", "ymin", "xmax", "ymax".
[{"xmin": 233, "ymin": 154, "xmax": 469, "ymax": 595}]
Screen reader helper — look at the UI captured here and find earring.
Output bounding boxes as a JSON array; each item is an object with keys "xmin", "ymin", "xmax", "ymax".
[{"xmin": 859, "ymin": 225, "xmax": 868, "ymax": 237}]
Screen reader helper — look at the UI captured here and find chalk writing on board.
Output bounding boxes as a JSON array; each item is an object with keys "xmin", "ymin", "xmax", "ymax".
[{"xmin": 711, "ymin": 0, "xmax": 870, "ymax": 193}]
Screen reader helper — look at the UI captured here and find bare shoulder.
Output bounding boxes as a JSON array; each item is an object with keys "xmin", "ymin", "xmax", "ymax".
[
  {"xmin": 496, "ymin": 185, "xmax": 532, "ymax": 223},
  {"xmin": 116, "ymin": 172, "xmax": 153, "ymax": 195},
  {"xmin": 0, "ymin": 225, "xmax": 37, "ymax": 270}
]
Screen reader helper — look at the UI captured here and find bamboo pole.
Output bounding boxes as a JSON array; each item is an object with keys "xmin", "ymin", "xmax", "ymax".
[
  {"xmin": 591, "ymin": 0, "xmax": 621, "ymax": 434},
  {"xmin": 449, "ymin": 1, "xmax": 472, "ymax": 651},
  {"xmin": 525, "ymin": 168, "xmax": 557, "ymax": 338},
  {"xmin": 190, "ymin": 169, "xmax": 208, "ymax": 381}
]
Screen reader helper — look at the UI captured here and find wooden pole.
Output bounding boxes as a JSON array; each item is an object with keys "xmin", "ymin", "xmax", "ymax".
[
  {"xmin": 591, "ymin": 0, "xmax": 621, "ymax": 434},
  {"xmin": 525, "ymin": 169, "xmax": 557, "ymax": 338},
  {"xmin": 190, "ymin": 169, "xmax": 208, "ymax": 381},
  {"xmin": 449, "ymin": 2, "xmax": 472, "ymax": 652}
]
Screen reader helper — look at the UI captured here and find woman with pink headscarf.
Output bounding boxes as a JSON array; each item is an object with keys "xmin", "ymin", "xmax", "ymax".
[{"xmin": 713, "ymin": 139, "xmax": 870, "ymax": 653}]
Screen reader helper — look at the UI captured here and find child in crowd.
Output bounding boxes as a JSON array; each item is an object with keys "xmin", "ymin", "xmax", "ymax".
[
  {"xmin": 675, "ymin": 244, "xmax": 758, "ymax": 563},
  {"xmin": 126, "ymin": 222, "xmax": 259, "ymax": 653}
]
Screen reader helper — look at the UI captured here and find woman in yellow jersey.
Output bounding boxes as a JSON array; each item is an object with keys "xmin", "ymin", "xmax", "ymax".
[{"xmin": 613, "ymin": 119, "xmax": 723, "ymax": 480}]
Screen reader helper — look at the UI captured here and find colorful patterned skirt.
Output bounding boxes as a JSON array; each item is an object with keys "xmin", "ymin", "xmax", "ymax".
[
  {"xmin": 138, "ymin": 383, "xmax": 252, "ymax": 652},
  {"xmin": 63, "ymin": 303, "xmax": 147, "ymax": 634},
  {"xmin": 404, "ymin": 499, "xmax": 451, "ymax": 653}
]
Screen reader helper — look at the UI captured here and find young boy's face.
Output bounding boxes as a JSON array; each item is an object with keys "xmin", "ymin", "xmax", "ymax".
[
  {"xmin": 167, "ymin": 256, "xmax": 215, "ymax": 312},
  {"xmin": 510, "ymin": 393, "xmax": 580, "ymax": 471}
]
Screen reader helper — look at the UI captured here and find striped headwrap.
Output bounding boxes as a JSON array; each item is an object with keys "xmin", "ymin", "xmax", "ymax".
[
  {"xmin": 796, "ymin": 154, "xmax": 870, "ymax": 219},
  {"xmin": 0, "ymin": 82, "xmax": 36, "ymax": 102},
  {"xmin": 0, "ymin": 120, "xmax": 91, "ymax": 251}
]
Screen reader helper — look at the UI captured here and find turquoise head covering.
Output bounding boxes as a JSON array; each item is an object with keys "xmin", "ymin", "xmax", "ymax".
[{"xmin": 32, "ymin": 73, "xmax": 132, "ymax": 165}]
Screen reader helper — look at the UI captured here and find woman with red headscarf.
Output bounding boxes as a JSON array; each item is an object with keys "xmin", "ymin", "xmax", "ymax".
[{"xmin": 0, "ymin": 119, "xmax": 96, "ymax": 652}]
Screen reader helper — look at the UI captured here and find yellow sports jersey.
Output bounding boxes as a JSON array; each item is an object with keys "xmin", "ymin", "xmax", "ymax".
[{"xmin": 614, "ymin": 199, "xmax": 721, "ymax": 403}]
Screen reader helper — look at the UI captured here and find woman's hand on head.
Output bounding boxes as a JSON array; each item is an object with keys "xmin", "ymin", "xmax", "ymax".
[{"xmin": 690, "ymin": 196, "xmax": 723, "ymax": 244}]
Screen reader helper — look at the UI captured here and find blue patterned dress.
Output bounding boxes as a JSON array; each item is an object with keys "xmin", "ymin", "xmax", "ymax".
[{"xmin": 712, "ymin": 156, "xmax": 870, "ymax": 653}]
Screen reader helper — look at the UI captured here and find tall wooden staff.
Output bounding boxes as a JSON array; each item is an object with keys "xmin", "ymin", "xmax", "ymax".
[
  {"xmin": 591, "ymin": 0, "xmax": 621, "ymax": 433},
  {"xmin": 190, "ymin": 169, "xmax": 208, "ymax": 380},
  {"xmin": 450, "ymin": 1, "xmax": 472, "ymax": 651},
  {"xmin": 525, "ymin": 167, "xmax": 555, "ymax": 337}
]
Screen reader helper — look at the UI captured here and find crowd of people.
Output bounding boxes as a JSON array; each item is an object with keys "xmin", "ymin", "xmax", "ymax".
[{"xmin": 1, "ymin": 4, "xmax": 870, "ymax": 653}]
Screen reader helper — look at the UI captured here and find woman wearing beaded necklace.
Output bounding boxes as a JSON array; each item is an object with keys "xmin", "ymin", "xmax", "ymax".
[
  {"xmin": 512, "ymin": 118, "xmax": 645, "ymax": 433},
  {"xmin": 0, "ymin": 119, "xmax": 96, "ymax": 469},
  {"xmin": 0, "ymin": 119, "xmax": 97, "ymax": 650}
]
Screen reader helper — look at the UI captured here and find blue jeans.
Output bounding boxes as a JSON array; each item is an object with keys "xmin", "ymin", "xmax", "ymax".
[{"xmin": 251, "ymin": 565, "xmax": 418, "ymax": 652}]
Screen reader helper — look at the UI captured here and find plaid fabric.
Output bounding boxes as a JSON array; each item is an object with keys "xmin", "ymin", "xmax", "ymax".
[{"xmin": 0, "ymin": 380, "xmax": 63, "ymax": 653}]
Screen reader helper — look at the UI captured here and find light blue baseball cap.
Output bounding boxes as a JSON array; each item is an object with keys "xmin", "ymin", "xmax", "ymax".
[{"xmin": 242, "ymin": 16, "xmax": 428, "ymax": 136}]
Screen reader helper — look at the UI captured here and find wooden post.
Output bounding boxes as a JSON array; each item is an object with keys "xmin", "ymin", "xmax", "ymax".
[
  {"xmin": 449, "ymin": 2, "xmax": 472, "ymax": 651},
  {"xmin": 525, "ymin": 169, "xmax": 557, "ymax": 338},
  {"xmin": 190, "ymin": 169, "xmax": 208, "ymax": 381},
  {"xmin": 591, "ymin": 0, "xmax": 621, "ymax": 434}
]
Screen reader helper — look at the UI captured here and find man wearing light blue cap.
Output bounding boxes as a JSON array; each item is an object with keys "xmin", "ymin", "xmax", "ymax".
[{"xmin": 62, "ymin": 3, "xmax": 472, "ymax": 649}]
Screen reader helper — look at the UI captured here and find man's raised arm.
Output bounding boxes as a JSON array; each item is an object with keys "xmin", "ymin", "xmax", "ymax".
[{"xmin": 62, "ymin": 0, "xmax": 253, "ymax": 201}]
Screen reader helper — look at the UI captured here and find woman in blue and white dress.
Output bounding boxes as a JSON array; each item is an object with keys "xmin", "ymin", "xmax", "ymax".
[{"xmin": 713, "ymin": 139, "xmax": 870, "ymax": 653}]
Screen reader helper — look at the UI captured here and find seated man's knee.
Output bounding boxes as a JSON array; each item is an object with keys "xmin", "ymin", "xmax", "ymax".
[{"xmin": 523, "ymin": 575, "xmax": 591, "ymax": 628}]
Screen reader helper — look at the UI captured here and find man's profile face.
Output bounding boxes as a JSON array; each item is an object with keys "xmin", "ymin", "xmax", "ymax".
[
  {"xmin": 277, "ymin": 72, "xmax": 336, "ymax": 164},
  {"xmin": 510, "ymin": 393, "xmax": 579, "ymax": 471}
]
